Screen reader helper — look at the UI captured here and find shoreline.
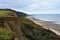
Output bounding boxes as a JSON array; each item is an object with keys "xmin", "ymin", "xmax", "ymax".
[{"xmin": 26, "ymin": 16, "xmax": 60, "ymax": 35}]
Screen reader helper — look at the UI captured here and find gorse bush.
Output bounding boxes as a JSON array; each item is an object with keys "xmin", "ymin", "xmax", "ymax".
[{"xmin": 0, "ymin": 27, "xmax": 14, "ymax": 40}]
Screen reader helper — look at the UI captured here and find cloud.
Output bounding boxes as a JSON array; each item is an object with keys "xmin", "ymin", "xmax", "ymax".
[
  {"xmin": 0, "ymin": 0, "xmax": 60, "ymax": 14},
  {"xmin": 24, "ymin": 10, "xmax": 60, "ymax": 14},
  {"xmin": 22, "ymin": 0, "xmax": 60, "ymax": 14}
]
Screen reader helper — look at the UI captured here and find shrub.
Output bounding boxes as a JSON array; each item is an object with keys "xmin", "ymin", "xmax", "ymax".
[
  {"xmin": 0, "ymin": 27, "xmax": 14, "ymax": 40},
  {"xmin": 20, "ymin": 17, "xmax": 60, "ymax": 40}
]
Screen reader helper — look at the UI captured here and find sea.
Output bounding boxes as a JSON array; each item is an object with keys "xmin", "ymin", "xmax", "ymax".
[{"xmin": 31, "ymin": 14, "xmax": 60, "ymax": 24}]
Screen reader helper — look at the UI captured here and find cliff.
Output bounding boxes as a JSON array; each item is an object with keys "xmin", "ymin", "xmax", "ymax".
[
  {"xmin": 0, "ymin": 9, "xmax": 28, "ymax": 17},
  {"xmin": 0, "ymin": 9, "xmax": 60, "ymax": 40},
  {"xmin": 0, "ymin": 9, "xmax": 26, "ymax": 40}
]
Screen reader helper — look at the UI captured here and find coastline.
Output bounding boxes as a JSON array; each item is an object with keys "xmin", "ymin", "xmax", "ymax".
[{"xmin": 26, "ymin": 16, "xmax": 60, "ymax": 35}]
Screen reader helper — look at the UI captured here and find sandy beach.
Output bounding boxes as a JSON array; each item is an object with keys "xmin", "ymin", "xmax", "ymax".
[{"xmin": 26, "ymin": 16, "xmax": 60, "ymax": 35}]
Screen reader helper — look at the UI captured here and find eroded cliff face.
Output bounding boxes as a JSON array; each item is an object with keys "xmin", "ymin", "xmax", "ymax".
[
  {"xmin": 6, "ymin": 18, "xmax": 24, "ymax": 40},
  {"xmin": 0, "ymin": 12, "xmax": 24, "ymax": 40}
]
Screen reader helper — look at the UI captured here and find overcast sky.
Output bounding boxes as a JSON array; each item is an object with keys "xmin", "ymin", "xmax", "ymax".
[{"xmin": 0, "ymin": 0, "xmax": 60, "ymax": 14}]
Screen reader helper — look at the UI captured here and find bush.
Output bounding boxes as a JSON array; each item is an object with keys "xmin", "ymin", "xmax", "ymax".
[
  {"xmin": 20, "ymin": 17, "xmax": 60, "ymax": 40},
  {"xmin": 0, "ymin": 28, "xmax": 14, "ymax": 40}
]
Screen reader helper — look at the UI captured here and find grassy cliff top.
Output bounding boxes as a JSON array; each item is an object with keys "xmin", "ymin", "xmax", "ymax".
[
  {"xmin": 0, "ymin": 10, "xmax": 11, "ymax": 14},
  {"xmin": 0, "ymin": 9, "xmax": 28, "ymax": 17},
  {"xmin": 0, "ymin": 10, "xmax": 16, "ymax": 17}
]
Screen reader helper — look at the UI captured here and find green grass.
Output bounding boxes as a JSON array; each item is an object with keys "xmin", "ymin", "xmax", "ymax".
[
  {"xmin": 0, "ymin": 27, "xmax": 15, "ymax": 40},
  {"xmin": 0, "ymin": 10, "xmax": 11, "ymax": 14},
  {"xmin": 0, "ymin": 10, "xmax": 13, "ymax": 17}
]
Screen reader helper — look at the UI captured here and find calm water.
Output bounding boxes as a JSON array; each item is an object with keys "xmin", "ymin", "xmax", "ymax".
[{"xmin": 31, "ymin": 14, "xmax": 60, "ymax": 24}]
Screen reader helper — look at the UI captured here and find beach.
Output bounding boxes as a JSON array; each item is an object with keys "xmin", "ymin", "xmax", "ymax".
[{"xmin": 26, "ymin": 16, "xmax": 60, "ymax": 35}]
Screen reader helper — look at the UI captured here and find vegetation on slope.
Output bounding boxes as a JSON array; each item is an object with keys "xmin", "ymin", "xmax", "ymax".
[
  {"xmin": 20, "ymin": 17, "xmax": 60, "ymax": 40},
  {"xmin": 0, "ymin": 17, "xmax": 11, "ymax": 40},
  {"xmin": 0, "ymin": 9, "xmax": 26, "ymax": 40},
  {"xmin": 0, "ymin": 9, "xmax": 28, "ymax": 17},
  {"xmin": 0, "ymin": 10, "xmax": 10, "ymax": 14},
  {"xmin": 0, "ymin": 27, "xmax": 14, "ymax": 40},
  {"xmin": 0, "ymin": 9, "xmax": 60, "ymax": 40}
]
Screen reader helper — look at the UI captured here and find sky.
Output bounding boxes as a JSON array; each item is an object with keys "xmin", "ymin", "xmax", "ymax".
[{"xmin": 0, "ymin": 0, "xmax": 60, "ymax": 14}]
